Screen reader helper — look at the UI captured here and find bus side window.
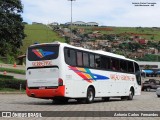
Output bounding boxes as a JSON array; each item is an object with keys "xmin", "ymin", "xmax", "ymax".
[
  {"xmin": 64, "ymin": 48, "xmax": 76, "ymax": 66},
  {"xmin": 77, "ymin": 51, "xmax": 83, "ymax": 66},
  {"xmin": 111, "ymin": 58, "xmax": 119, "ymax": 71},
  {"xmin": 95, "ymin": 55, "xmax": 100, "ymax": 68},
  {"xmin": 128, "ymin": 62, "xmax": 134, "ymax": 73},
  {"xmin": 83, "ymin": 52, "xmax": 89, "ymax": 67},
  {"xmin": 120, "ymin": 60, "xmax": 127, "ymax": 72},
  {"xmin": 89, "ymin": 54, "xmax": 95, "ymax": 68},
  {"xmin": 101, "ymin": 56, "xmax": 110, "ymax": 70}
]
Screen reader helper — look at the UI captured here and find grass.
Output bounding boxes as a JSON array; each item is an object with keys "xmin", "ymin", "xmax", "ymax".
[
  {"xmin": 0, "ymin": 67, "xmax": 25, "ymax": 75},
  {"xmin": 21, "ymin": 24, "xmax": 65, "ymax": 53},
  {"xmin": 0, "ymin": 59, "xmax": 4, "ymax": 63}
]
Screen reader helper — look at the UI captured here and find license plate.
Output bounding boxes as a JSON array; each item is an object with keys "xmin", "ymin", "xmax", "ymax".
[{"xmin": 39, "ymin": 87, "xmax": 45, "ymax": 89}]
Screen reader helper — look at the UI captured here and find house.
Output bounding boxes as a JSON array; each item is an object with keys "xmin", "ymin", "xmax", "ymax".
[
  {"xmin": 65, "ymin": 21, "xmax": 99, "ymax": 26},
  {"xmin": 50, "ymin": 22, "xmax": 59, "ymax": 26},
  {"xmin": 65, "ymin": 21, "xmax": 86, "ymax": 26},
  {"xmin": 138, "ymin": 39, "xmax": 148, "ymax": 44},
  {"xmin": 32, "ymin": 22, "xmax": 43, "ymax": 25},
  {"xmin": 86, "ymin": 22, "xmax": 98, "ymax": 26}
]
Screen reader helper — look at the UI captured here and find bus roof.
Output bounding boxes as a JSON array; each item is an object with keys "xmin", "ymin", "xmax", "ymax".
[{"xmin": 29, "ymin": 41, "xmax": 136, "ymax": 62}]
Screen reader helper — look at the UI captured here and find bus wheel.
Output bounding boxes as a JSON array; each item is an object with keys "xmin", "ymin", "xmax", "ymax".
[
  {"xmin": 86, "ymin": 87, "xmax": 95, "ymax": 104},
  {"xmin": 102, "ymin": 97, "xmax": 110, "ymax": 102},
  {"xmin": 128, "ymin": 89, "xmax": 134, "ymax": 100}
]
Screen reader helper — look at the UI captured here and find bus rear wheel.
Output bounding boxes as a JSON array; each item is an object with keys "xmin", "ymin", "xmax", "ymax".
[{"xmin": 86, "ymin": 87, "xmax": 95, "ymax": 104}]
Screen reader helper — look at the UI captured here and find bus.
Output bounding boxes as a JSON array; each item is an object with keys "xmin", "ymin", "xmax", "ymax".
[{"xmin": 26, "ymin": 41, "xmax": 141, "ymax": 104}]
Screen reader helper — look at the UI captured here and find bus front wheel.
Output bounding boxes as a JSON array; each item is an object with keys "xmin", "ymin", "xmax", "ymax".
[{"xmin": 128, "ymin": 89, "xmax": 134, "ymax": 100}]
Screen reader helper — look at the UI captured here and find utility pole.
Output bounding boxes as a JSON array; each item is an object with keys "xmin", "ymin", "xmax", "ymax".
[{"xmin": 68, "ymin": 0, "xmax": 75, "ymax": 44}]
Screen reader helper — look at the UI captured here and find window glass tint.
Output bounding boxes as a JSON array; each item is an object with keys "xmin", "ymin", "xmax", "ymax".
[
  {"xmin": 101, "ymin": 56, "xmax": 110, "ymax": 70},
  {"xmin": 120, "ymin": 60, "xmax": 127, "ymax": 72},
  {"xmin": 89, "ymin": 54, "xmax": 95, "ymax": 68},
  {"xmin": 95, "ymin": 55, "xmax": 100, "ymax": 68},
  {"xmin": 77, "ymin": 51, "xmax": 83, "ymax": 66},
  {"xmin": 128, "ymin": 61, "xmax": 134, "ymax": 73},
  {"xmin": 28, "ymin": 45, "xmax": 59, "ymax": 61},
  {"xmin": 135, "ymin": 62, "xmax": 140, "ymax": 72},
  {"xmin": 111, "ymin": 58, "xmax": 119, "ymax": 71},
  {"xmin": 83, "ymin": 52, "xmax": 89, "ymax": 67},
  {"xmin": 64, "ymin": 48, "xmax": 76, "ymax": 66}
]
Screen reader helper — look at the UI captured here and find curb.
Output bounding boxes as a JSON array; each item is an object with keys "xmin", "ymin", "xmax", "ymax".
[{"xmin": 0, "ymin": 92, "xmax": 25, "ymax": 94}]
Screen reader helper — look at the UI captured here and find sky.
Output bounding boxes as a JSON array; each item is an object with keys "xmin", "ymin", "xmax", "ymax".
[{"xmin": 21, "ymin": 0, "xmax": 160, "ymax": 27}]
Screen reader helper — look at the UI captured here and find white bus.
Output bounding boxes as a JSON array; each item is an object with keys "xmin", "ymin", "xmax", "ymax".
[{"xmin": 26, "ymin": 42, "xmax": 141, "ymax": 103}]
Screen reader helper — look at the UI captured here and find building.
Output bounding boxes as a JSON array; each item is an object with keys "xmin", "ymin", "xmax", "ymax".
[
  {"xmin": 73, "ymin": 21, "xmax": 86, "ymax": 26},
  {"xmin": 50, "ymin": 22, "xmax": 59, "ymax": 26},
  {"xmin": 32, "ymin": 22, "xmax": 43, "ymax": 25},
  {"xmin": 86, "ymin": 22, "xmax": 98, "ymax": 26},
  {"xmin": 137, "ymin": 61, "xmax": 160, "ymax": 69},
  {"xmin": 65, "ymin": 21, "xmax": 99, "ymax": 26}
]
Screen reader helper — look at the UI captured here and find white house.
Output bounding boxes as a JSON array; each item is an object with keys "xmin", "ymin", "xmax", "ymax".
[{"xmin": 86, "ymin": 22, "xmax": 98, "ymax": 26}]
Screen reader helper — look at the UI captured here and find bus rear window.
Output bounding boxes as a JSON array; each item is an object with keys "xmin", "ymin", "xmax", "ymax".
[{"xmin": 28, "ymin": 45, "xmax": 59, "ymax": 61}]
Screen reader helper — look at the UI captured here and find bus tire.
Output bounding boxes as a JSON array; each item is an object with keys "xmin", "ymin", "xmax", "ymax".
[
  {"xmin": 86, "ymin": 87, "xmax": 95, "ymax": 104},
  {"xmin": 128, "ymin": 88, "xmax": 134, "ymax": 100}
]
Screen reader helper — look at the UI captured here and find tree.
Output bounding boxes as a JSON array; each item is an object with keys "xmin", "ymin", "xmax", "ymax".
[{"xmin": 0, "ymin": 0, "xmax": 25, "ymax": 57}]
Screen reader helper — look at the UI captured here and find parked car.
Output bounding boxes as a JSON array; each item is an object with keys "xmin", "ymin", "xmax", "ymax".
[
  {"xmin": 156, "ymin": 87, "xmax": 160, "ymax": 97},
  {"xmin": 141, "ymin": 79, "xmax": 160, "ymax": 91}
]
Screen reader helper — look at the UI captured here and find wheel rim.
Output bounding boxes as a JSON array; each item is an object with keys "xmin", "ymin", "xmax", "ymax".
[
  {"xmin": 129, "ymin": 91, "xmax": 133, "ymax": 99},
  {"xmin": 88, "ymin": 91, "xmax": 93, "ymax": 101}
]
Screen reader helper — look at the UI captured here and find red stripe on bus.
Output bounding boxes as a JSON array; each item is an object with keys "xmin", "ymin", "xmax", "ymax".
[{"xmin": 26, "ymin": 86, "xmax": 65, "ymax": 99}]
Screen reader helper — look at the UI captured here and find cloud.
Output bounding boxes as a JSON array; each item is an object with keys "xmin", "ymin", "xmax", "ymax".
[{"xmin": 21, "ymin": 0, "xmax": 160, "ymax": 27}]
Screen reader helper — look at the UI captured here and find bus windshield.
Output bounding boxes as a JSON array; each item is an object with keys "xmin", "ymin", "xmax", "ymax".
[{"xmin": 28, "ymin": 44, "xmax": 59, "ymax": 61}]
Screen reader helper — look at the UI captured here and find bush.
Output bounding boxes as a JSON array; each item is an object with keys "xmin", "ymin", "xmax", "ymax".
[
  {"xmin": 0, "ymin": 74, "xmax": 14, "ymax": 79},
  {"xmin": 7, "ymin": 54, "xmax": 15, "ymax": 64},
  {"xmin": 0, "ymin": 79, "xmax": 26, "ymax": 90}
]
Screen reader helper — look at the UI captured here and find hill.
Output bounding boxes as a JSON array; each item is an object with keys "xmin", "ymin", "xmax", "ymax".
[
  {"xmin": 20, "ymin": 24, "xmax": 65, "ymax": 53},
  {"xmin": 77, "ymin": 26, "xmax": 160, "ymax": 41}
]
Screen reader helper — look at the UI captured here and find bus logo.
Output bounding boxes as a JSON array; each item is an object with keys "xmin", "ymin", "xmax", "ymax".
[
  {"xmin": 32, "ymin": 49, "xmax": 55, "ymax": 58},
  {"xmin": 69, "ymin": 66, "xmax": 109, "ymax": 83}
]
